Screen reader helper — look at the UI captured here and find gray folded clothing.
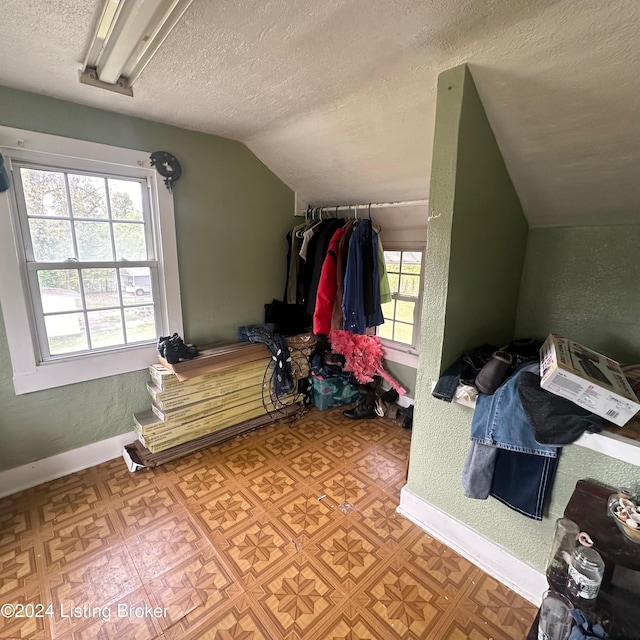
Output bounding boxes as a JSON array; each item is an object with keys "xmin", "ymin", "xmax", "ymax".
[{"xmin": 517, "ymin": 371, "xmax": 603, "ymax": 445}]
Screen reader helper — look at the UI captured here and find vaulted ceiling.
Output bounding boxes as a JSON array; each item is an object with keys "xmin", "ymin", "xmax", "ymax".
[{"xmin": 2, "ymin": 0, "xmax": 638, "ymax": 227}]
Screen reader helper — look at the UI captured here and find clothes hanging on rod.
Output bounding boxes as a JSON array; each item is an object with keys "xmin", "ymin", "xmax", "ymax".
[
  {"xmin": 342, "ymin": 218, "xmax": 384, "ymax": 334},
  {"xmin": 283, "ymin": 206, "xmax": 391, "ymax": 336},
  {"xmin": 305, "ymin": 218, "xmax": 344, "ymax": 316},
  {"xmin": 313, "ymin": 224, "xmax": 349, "ymax": 335},
  {"xmin": 285, "ymin": 221, "xmax": 307, "ymax": 304}
]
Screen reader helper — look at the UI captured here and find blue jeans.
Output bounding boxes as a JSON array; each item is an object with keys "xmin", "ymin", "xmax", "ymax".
[
  {"xmin": 471, "ymin": 362, "xmax": 557, "ymax": 458},
  {"xmin": 489, "ymin": 448, "xmax": 558, "ymax": 520}
]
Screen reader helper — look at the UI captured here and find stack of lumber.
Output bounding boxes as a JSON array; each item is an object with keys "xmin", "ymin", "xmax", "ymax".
[{"xmin": 129, "ymin": 339, "xmax": 311, "ymax": 462}]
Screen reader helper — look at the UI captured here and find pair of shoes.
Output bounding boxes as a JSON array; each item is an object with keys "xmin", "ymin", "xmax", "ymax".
[
  {"xmin": 343, "ymin": 401, "xmax": 377, "ymax": 420},
  {"xmin": 343, "ymin": 385, "xmax": 377, "ymax": 420},
  {"xmin": 475, "ymin": 350, "xmax": 512, "ymax": 395},
  {"xmin": 157, "ymin": 333, "xmax": 198, "ymax": 365}
]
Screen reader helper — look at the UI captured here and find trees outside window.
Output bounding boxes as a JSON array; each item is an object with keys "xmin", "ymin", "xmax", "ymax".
[{"xmin": 0, "ymin": 127, "xmax": 182, "ymax": 394}]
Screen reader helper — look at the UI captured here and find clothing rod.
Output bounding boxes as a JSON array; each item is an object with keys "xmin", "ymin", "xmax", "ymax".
[{"xmin": 296, "ymin": 198, "xmax": 428, "ymax": 216}]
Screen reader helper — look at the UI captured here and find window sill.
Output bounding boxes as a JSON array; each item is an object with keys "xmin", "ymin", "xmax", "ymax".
[
  {"xmin": 381, "ymin": 342, "xmax": 419, "ymax": 368},
  {"xmin": 438, "ymin": 383, "xmax": 640, "ymax": 468},
  {"xmin": 13, "ymin": 344, "xmax": 157, "ymax": 395},
  {"xmin": 574, "ymin": 429, "xmax": 640, "ymax": 467}
]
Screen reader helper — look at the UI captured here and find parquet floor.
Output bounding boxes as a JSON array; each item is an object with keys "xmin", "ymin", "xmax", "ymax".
[{"xmin": 0, "ymin": 408, "xmax": 537, "ymax": 639}]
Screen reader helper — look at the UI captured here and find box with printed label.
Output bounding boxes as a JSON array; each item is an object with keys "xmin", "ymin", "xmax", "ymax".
[{"xmin": 540, "ymin": 334, "xmax": 640, "ymax": 426}]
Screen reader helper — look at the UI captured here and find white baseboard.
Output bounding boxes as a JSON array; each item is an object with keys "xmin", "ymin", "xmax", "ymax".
[
  {"xmin": 398, "ymin": 486, "xmax": 546, "ymax": 606},
  {"xmin": 396, "ymin": 395, "xmax": 414, "ymax": 408},
  {"xmin": 0, "ymin": 431, "xmax": 137, "ymax": 499}
]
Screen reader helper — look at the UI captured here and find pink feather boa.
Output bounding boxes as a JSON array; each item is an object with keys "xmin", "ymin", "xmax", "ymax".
[{"xmin": 329, "ymin": 330, "xmax": 406, "ymax": 395}]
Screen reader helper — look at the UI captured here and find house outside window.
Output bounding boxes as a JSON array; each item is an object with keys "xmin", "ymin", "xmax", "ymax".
[
  {"xmin": 0, "ymin": 126, "xmax": 182, "ymax": 394},
  {"xmin": 378, "ymin": 246, "xmax": 424, "ymax": 366}
]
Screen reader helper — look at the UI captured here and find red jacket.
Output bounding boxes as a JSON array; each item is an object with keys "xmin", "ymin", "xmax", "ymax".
[{"xmin": 313, "ymin": 226, "xmax": 347, "ymax": 335}]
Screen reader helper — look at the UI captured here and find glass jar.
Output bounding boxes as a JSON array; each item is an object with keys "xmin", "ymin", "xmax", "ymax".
[
  {"xmin": 538, "ymin": 590, "xmax": 573, "ymax": 640},
  {"xmin": 566, "ymin": 537, "xmax": 604, "ymax": 606},
  {"xmin": 545, "ymin": 518, "xmax": 579, "ymax": 593}
]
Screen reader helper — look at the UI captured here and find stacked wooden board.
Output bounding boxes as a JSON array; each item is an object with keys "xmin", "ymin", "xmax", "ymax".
[{"xmin": 127, "ymin": 337, "xmax": 314, "ymax": 466}]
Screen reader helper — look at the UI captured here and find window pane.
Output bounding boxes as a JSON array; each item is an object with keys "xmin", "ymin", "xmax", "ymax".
[
  {"xmin": 381, "ymin": 300, "xmax": 395, "ymax": 321},
  {"xmin": 38, "ymin": 270, "xmax": 81, "ymax": 313},
  {"xmin": 87, "ymin": 309, "xmax": 124, "ymax": 348},
  {"xmin": 113, "ymin": 223, "xmax": 146, "ymax": 260},
  {"xmin": 29, "ymin": 219, "xmax": 74, "ymax": 261},
  {"xmin": 68, "ymin": 174, "xmax": 107, "ymax": 219},
  {"xmin": 394, "ymin": 322, "xmax": 414, "ymax": 345},
  {"xmin": 399, "ymin": 274, "xmax": 420, "ymax": 297},
  {"xmin": 384, "ymin": 251, "xmax": 401, "ymax": 273},
  {"xmin": 395, "ymin": 300, "xmax": 415, "ymax": 323},
  {"xmin": 124, "ymin": 306, "xmax": 156, "ymax": 343},
  {"xmin": 387, "ymin": 272, "xmax": 399, "ymax": 293},
  {"xmin": 45, "ymin": 313, "xmax": 88, "ymax": 355},
  {"xmin": 401, "ymin": 251, "xmax": 422, "ymax": 273},
  {"xmin": 109, "ymin": 179, "xmax": 144, "ymax": 221},
  {"xmin": 75, "ymin": 221, "xmax": 113, "ymax": 261},
  {"xmin": 20, "ymin": 168, "xmax": 68, "ymax": 218},
  {"xmin": 82, "ymin": 269, "xmax": 119, "ymax": 309},
  {"xmin": 120, "ymin": 267, "xmax": 153, "ymax": 304},
  {"xmin": 378, "ymin": 320, "xmax": 393, "ymax": 340}
]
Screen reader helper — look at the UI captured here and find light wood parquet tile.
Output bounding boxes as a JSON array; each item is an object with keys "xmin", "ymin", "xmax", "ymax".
[
  {"xmin": 244, "ymin": 466, "xmax": 307, "ymax": 508},
  {"xmin": 0, "ymin": 407, "xmax": 537, "ymax": 639},
  {"xmin": 0, "ymin": 539, "xmax": 41, "ymax": 599},
  {"xmin": 248, "ymin": 553, "xmax": 347, "ymax": 639},
  {"xmin": 0, "ymin": 493, "xmax": 36, "ymax": 549},
  {"xmin": 0, "ymin": 583, "xmax": 50, "ymax": 640},
  {"xmin": 40, "ymin": 509, "xmax": 122, "ymax": 572},
  {"xmin": 353, "ymin": 556, "xmax": 455, "ymax": 639}
]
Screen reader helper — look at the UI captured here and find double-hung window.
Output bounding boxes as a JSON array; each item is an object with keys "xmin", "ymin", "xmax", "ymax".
[
  {"xmin": 378, "ymin": 246, "xmax": 424, "ymax": 366},
  {"xmin": 0, "ymin": 126, "xmax": 182, "ymax": 394}
]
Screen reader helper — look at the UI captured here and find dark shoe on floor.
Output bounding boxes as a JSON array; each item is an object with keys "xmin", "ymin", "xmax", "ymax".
[
  {"xmin": 475, "ymin": 350, "xmax": 512, "ymax": 395},
  {"xmin": 380, "ymin": 388, "xmax": 399, "ymax": 404},
  {"xmin": 399, "ymin": 404, "xmax": 414, "ymax": 429},
  {"xmin": 343, "ymin": 402, "xmax": 377, "ymax": 419}
]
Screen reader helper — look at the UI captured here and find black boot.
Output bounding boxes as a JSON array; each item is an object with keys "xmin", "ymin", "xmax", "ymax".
[
  {"xmin": 169, "ymin": 333, "xmax": 198, "ymax": 360},
  {"xmin": 157, "ymin": 333, "xmax": 198, "ymax": 364},
  {"xmin": 343, "ymin": 385, "xmax": 377, "ymax": 420}
]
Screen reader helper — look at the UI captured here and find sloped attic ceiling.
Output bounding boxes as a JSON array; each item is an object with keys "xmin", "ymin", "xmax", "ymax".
[{"xmin": 1, "ymin": 0, "xmax": 638, "ymax": 227}]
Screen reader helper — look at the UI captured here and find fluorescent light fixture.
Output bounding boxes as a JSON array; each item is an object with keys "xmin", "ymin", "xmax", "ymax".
[{"xmin": 80, "ymin": 0, "xmax": 194, "ymax": 96}]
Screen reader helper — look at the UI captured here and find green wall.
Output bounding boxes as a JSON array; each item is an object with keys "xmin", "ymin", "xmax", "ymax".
[
  {"xmin": 0, "ymin": 85, "xmax": 294, "ymax": 472},
  {"xmin": 410, "ymin": 63, "xmax": 531, "ymax": 565},
  {"xmin": 516, "ymin": 225, "xmax": 640, "ymax": 363},
  {"xmin": 383, "ymin": 360, "xmax": 417, "ymax": 398},
  {"xmin": 409, "ymin": 66, "xmax": 639, "ymax": 573}
]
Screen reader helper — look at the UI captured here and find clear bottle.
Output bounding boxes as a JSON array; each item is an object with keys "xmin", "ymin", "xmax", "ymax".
[
  {"xmin": 566, "ymin": 533, "xmax": 604, "ymax": 606},
  {"xmin": 545, "ymin": 518, "xmax": 579, "ymax": 593}
]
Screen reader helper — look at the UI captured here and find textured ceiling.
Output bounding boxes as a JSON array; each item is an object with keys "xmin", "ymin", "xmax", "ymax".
[{"xmin": 1, "ymin": 0, "xmax": 639, "ymax": 226}]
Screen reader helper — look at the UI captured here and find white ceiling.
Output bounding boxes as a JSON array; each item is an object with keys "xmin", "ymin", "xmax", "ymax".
[{"xmin": 1, "ymin": 0, "xmax": 639, "ymax": 227}]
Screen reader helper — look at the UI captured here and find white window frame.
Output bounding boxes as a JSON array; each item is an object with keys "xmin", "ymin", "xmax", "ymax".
[
  {"xmin": 379, "ymin": 243, "xmax": 425, "ymax": 368},
  {"xmin": 0, "ymin": 126, "xmax": 183, "ymax": 394}
]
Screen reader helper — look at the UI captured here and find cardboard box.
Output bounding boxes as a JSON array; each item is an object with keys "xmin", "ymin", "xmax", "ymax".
[
  {"xmin": 122, "ymin": 444, "xmax": 146, "ymax": 472},
  {"xmin": 540, "ymin": 334, "xmax": 640, "ymax": 426}
]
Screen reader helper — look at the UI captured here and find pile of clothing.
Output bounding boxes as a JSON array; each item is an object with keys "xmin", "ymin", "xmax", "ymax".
[{"xmin": 433, "ymin": 339, "xmax": 605, "ymax": 520}]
